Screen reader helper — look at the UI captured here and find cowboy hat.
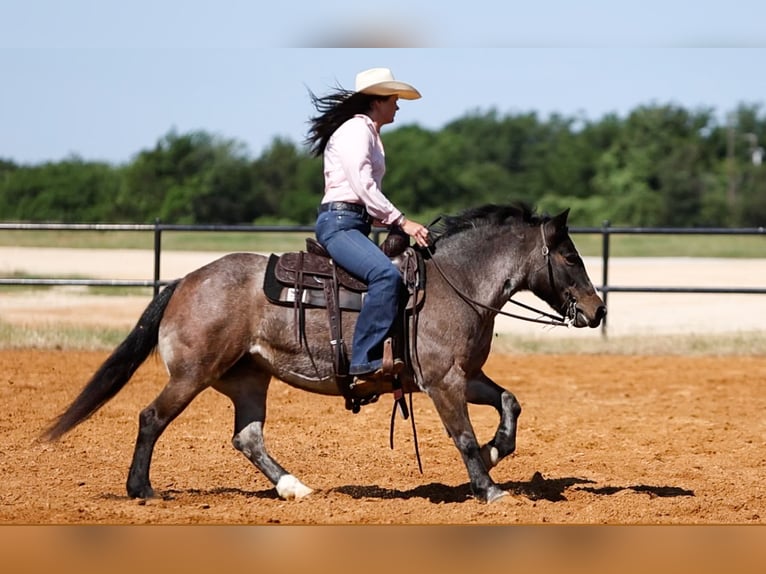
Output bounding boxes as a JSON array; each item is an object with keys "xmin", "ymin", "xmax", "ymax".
[{"xmin": 354, "ymin": 67, "xmax": 421, "ymax": 100}]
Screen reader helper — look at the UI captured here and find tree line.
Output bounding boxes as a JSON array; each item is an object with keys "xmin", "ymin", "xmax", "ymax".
[{"xmin": 1, "ymin": 102, "xmax": 764, "ymax": 227}]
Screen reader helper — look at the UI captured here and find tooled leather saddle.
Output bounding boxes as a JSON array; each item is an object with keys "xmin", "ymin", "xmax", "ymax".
[{"xmin": 262, "ymin": 229, "xmax": 425, "ymax": 413}]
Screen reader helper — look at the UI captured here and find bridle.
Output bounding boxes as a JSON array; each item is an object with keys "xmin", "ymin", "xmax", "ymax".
[{"xmin": 423, "ymin": 221, "xmax": 576, "ymax": 328}]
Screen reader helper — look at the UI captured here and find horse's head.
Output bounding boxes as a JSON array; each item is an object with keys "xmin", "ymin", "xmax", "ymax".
[{"xmin": 529, "ymin": 209, "xmax": 606, "ymax": 328}]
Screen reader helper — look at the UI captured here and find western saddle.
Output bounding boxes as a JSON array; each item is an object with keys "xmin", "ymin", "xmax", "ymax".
[{"xmin": 263, "ymin": 229, "xmax": 425, "ymax": 413}]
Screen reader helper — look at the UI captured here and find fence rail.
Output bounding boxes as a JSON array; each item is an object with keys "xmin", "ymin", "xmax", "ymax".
[{"xmin": 1, "ymin": 221, "xmax": 765, "ymax": 336}]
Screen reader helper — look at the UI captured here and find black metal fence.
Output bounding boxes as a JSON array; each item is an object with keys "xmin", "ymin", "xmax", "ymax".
[
  {"xmin": 1, "ymin": 221, "xmax": 764, "ymax": 336},
  {"xmin": 582, "ymin": 222, "xmax": 766, "ymax": 334}
]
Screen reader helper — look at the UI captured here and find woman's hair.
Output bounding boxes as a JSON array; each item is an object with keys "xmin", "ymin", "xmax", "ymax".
[{"xmin": 305, "ymin": 87, "xmax": 388, "ymax": 157}]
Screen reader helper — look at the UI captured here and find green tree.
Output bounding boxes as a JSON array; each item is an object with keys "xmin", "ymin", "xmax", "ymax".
[
  {"xmin": 119, "ymin": 130, "xmax": 252, "ymax": 223},
  {"xmin": 383, "ymin": 125, "xmax": 465, "ymax": 213},
  {"xmin": 250, "ymin": 138, "xmax": 322, "ymax": 223},
  {"xmin": 0, "ymin": 157, "xmax": 119, "ymax": 222},
  {"xmin": 590, "ymin": 105, "xmax": 715, "ymax": 226},
  {"xmin": 3, "ymin": 101, "xmax": 765, "ymax": 228}
]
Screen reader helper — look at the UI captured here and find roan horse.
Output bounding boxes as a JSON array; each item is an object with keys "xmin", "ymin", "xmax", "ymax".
[{"xmin": 43, "ymin": 203, "xmax": 605, "ymax": 503}]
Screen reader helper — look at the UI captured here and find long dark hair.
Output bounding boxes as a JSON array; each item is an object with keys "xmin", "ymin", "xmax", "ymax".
[{"xmin": 304, "ymin": 87, "xmax": 388, "ymax": 157}]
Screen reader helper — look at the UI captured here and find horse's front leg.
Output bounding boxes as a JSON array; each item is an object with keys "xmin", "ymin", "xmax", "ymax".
[
  {"xmin": 426, "ymin": 368, "xmax": 506, "ymax": 503},
  {"xmin": 466, "ymin": 371, "xmax": 522, "ymax": 470}
]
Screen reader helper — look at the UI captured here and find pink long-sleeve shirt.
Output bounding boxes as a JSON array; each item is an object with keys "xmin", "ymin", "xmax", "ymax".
[{"xmin": 321, "ymin": 114, "xmax": 403, "ymax": 226}]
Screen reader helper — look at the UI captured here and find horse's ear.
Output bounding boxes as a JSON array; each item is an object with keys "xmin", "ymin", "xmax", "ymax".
[
  {"xmin": 551, "ymin": 208, "xmax": 570, "ymax": 230},
  {"xmin": 544, "ymin": 208, "xmax": 570, "ymax": 246}
]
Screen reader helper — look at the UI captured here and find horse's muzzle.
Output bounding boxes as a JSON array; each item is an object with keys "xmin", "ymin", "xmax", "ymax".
[
  {"xmin": 575, "ymin": 302, "xmax": 607, "ymax": 328},
  {"xmin": 566, "ymin": 295, "xmax": 606, "ymax": 328}
]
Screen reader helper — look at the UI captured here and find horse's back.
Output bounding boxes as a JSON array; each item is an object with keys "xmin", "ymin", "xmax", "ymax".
[{"xmin": 195, "ymin": 251, "xmax": 268, "ymax": 276}]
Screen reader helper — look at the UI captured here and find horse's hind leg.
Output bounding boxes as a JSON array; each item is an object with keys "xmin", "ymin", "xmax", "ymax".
[
  {"xmin": 427, "ymin": 369, "xmax": 506, "ymax": 503},
  {"xmin": 466, "ymin": 371, "xmax": 522, "ymax": 470},
  {"xmin": 127, "ymin": 376, "xmax": 207, "ymax": 498},
  {"xmin": 215, "ymin": 368, "xmax": 313, "ymax": 500}
]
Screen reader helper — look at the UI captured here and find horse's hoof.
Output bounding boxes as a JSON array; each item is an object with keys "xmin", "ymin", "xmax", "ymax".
[
  {"xmin": 485, "ymin": 486, "xmax": 508, "ymax": 503},
  {"xmin": 127, "ymin": 485, "xmax": 154, "ymax": 499},
  {"xmin": 276, "ymin": 474, "xmax": 313, "ymax": 500}
]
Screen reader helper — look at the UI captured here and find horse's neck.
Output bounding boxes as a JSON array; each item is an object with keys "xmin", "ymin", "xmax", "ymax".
[{"xmin": 433, "ymin": 229, "xmax": 531, "ymax": 309}]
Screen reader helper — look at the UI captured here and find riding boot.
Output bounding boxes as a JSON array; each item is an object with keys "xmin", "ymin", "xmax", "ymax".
[{"xmin": 349, "ymin": 358, "xmax": 404, "ymax": 398}]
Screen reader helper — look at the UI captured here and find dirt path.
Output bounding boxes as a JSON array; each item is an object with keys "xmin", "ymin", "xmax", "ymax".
[{"xmin": 1, "ymin": 349, "xmax": 764, "ymax": 525}]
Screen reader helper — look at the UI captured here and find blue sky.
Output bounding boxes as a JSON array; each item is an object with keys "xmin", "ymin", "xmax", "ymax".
[{"xmin": 2, "ymin": 1, "xmax": 765, "ymax": 165}]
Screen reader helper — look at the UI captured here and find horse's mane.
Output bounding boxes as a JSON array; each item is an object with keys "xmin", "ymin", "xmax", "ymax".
[{"xmin": 430, "ymin": 202, "xmax": 545, "ymax": 242}]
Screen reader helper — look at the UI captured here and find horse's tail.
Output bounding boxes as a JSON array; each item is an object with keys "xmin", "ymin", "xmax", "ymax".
[{"xmin": 41, "ymin": 280, "xmax": 180, "ymax": 442}]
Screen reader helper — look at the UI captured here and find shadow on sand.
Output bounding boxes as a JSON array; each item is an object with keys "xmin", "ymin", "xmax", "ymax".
[
  {"xmin": 332, "ymin": 470, "xmax": 695, "ymax": 503},
  {"xmin": 100, "ymin": 471, "xmax": 695, "ymax": 504}
]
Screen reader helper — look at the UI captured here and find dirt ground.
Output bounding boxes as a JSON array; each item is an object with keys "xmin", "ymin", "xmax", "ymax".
[{"xmin": 1, "ymin": 349, "xmax": 764, "ymax": 525}]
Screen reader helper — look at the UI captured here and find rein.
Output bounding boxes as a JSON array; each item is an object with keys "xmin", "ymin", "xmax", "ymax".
[{"xmin": 422, "ymin": 222, "xmax": 573, "ymax": 328}]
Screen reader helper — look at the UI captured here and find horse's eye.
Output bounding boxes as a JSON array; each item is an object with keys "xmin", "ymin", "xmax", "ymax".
[{"xmin": 564, "ymin": 253, "xmax": 580, "ymax": 266}]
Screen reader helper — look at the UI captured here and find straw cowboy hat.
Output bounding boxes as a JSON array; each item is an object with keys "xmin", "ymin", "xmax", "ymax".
[{"xmin": 354, "ymin": 67, "xmax": 422, "ymax": 100}]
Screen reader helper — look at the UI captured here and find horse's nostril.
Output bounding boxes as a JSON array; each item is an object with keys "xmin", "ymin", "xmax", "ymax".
[{"xmin": 589, "ymin": 305, "xmax": 607, "ymax": 327}]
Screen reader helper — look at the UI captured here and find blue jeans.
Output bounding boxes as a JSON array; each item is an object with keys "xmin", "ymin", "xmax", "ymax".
[{"xmin": 315, "ymin": 209, "xmax": 403, "ymax": 375}]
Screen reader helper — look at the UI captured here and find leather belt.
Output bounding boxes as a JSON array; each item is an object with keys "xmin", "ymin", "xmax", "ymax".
[{"xmin": 318, "ymin": 201, "xmax": 371, "ymax": 222}]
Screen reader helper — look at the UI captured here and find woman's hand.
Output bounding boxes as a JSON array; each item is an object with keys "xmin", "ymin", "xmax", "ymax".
[{"xmin": 400, "ymin": 217, "xmax": 430, "ymax": 247}]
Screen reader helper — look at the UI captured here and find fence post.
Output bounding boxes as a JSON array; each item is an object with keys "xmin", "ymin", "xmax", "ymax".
[
  {"xmin": 153, "ymin": 219, "xmax": 162, "ymax": 297},
  {"xmin": 601, "ymin": 220, "xmax": 611, "ymax": 337}
]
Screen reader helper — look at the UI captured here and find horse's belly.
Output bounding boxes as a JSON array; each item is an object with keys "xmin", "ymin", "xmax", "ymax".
[{"xmin": 275, "ymin": 372, "xmax": 342, "ymax": 396}]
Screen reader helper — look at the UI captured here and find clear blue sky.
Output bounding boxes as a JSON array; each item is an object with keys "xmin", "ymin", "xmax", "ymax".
[{"xmin": 2, "ymin": 1, "xmax": 765, "ymax": 165}]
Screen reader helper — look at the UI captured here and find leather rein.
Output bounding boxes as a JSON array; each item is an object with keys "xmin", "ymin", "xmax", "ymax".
[{"xmin": 422, "ymin": 222, "xmax": 575, "ymax": 328}]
